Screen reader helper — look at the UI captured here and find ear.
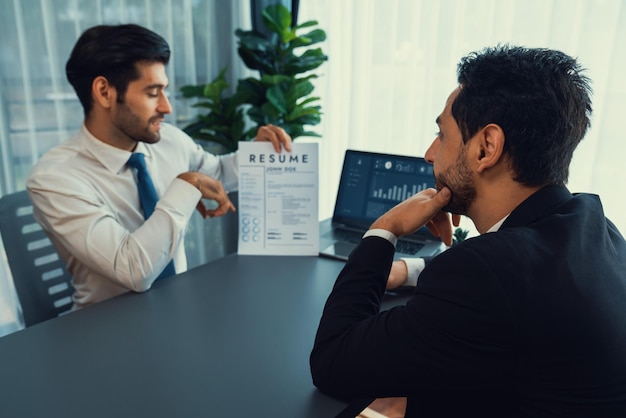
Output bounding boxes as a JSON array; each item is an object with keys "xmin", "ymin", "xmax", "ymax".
[
  {"xmin": 91, "ymin": 76, "xmax": 116, "ymax": 109},
  {"xmin": 475, "ymin": 123, "xmax": 505, "ymax": 173}
]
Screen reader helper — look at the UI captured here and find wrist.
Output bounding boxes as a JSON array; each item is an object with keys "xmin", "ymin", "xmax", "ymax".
[{"xmin": 177, "ymin": 172, "xmax": 200, "ymax": 190}]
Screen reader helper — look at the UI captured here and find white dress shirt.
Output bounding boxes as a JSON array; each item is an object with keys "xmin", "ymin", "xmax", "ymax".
[{"xmin": 27, "ymin": 123, "xmax": 238, "ymax": 308}]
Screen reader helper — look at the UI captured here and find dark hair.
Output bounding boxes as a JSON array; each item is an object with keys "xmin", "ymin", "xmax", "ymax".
[
  {"xmin": 66, "ymin": 24, "xmax": 171, "ymax": 116},
  {"xmin": 452, "ymin": 45, "xmax": 592, "ymax": 186}
]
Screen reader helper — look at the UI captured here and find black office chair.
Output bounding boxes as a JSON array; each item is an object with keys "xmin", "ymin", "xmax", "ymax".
[{"xmin": 0, "ymin": 190, "xmax": 74, "ymax": 327}]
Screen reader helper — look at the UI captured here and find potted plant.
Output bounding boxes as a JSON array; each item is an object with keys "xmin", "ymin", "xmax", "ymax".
[
  {"xmin": 452, "ymin": 227, "xmax": 470, "ymax": 245},
  {"xmin": 181, "ymin": 3, "xmax": 328, "ymax": 152},
  {"xmin": 180, "ymin": 68, "xmax": 248, "ymax": 153},
  {"xmin": 180, "ymin": 68, "xmax": 250, "ymax": 154}
]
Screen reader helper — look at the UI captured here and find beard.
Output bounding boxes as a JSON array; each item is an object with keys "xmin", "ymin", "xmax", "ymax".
[
  {"xmin": 112, "ymin": 101, "xmax": 163, "ymax": 144},
  {"xmin": 434, "ymin": 147, "xmax": 476, "ymax": 215}
]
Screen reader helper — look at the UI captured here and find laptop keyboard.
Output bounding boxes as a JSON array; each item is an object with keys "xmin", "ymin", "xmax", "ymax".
[
  {"xmin": 333, "ymin": 229, "xmax": 425, "ymax": 255},
  {"xmin": 333, "ymin": 229, "xmax": 363, "ymax": 243},
  {"xmin": 396, "ymin": 241, "xmax": 424, "ymax": 255}
]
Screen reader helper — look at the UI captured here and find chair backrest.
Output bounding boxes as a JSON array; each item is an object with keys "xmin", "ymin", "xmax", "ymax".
[{"xmin": 0, "ymin": 190, "xmax": 73, "ymax": 326}]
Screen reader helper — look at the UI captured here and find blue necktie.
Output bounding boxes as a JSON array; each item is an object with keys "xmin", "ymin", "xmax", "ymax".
[{"xmin": 127, "ymin": 153, "xmax": 176, "ymax": 279}]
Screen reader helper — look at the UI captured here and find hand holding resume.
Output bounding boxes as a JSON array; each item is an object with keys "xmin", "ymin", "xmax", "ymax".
[{"xmin": 237, "ymin": 142, "xmax": 319, "ymax": 255}]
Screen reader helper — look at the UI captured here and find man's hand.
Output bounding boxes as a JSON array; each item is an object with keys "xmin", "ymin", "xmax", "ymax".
[
  {"xmin": 386, "ymin": 260, "xmax": 409, "ymax": 289},
  {"xmin": 371, "ymin": 187, "xmax": 458, "ymax": 246},
  {"xmin": 255, "ymin": 124, "xmax": 292, "ymax": 152},
  {"xmin": 177, "ymin": 172, "xmax": 236, "ymax": 219}
]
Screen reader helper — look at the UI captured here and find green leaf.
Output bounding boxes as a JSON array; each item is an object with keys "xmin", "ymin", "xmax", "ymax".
[
  {"xmin": 290, "ymin": 113, "xmax": 321, "ymax": 126},
  {"xmin": 238, "ymin": 46, "xmax": 276, "ymax": 73},
  {"xmin": 183, "ymin": 121, "xmax": 208, "ymax": 137},
  {"xmin": 286, "ymin": 80, "xmax": 315, "ymax": 104},
  {"xmin": 290, "ymin": 29, "xmax": 326, "ymax": 48},
  {"xmin": 246, "ymin": 107, "xmax": 265, "ymax": 124},
  {"xmin": 294, "ymin": 20, "xmax": 318, "ymax": 30},
  {"xmin": 262, "ymin": 4, "xmax": 292, "ymax": 35},
  {"xmin": 298, "ymin": 96, "xmax": 320, "ymax": 106},
  {"xmin": 267, "ymin": 84, "xmax": 288, "ymax": 114},
  {"xmin": 230, "ymin": 110, "xmax": 245, "ymax": 141},
  {"xmin": 198, "ymin": 114, "xmax": 221, "ymax": 124},
  {"xmin": 286, "ymin": 105, "xmax": 320, "ymax": 122},
  {"xmin": 452, "ymin": 227, "xmax": 470, "ymax": 245},
  {"xmin": 203, "ymin": 83, "xmax": 223, "ymax": 102},
  {"xmin": 180, "ymin": 85, "xmax": 205, "ymax": 98},
  {"xmin": 283, "ymin": 48, "xmax": 328, "ymax": 74},
  {"xmin": 260, "ymin": 101, "xmax": 282, "ymax": 121},
  {"xmin": 235, "ymin": 29, "xmax": 273, "ymax": 52},
  {"xmin": 259, "ymin": 74, "xmax": 292, "ymax": 86},
  {"xmin": 282, "ymin": 30, "xmax": 298, "ymax": 44},
  {"xmin": 283, "ymin": 124, "xmax": 304, "ymax": 138},
  {"xmin": 236, "ymin": 77, "xmax": 267, "ymax": 105}
]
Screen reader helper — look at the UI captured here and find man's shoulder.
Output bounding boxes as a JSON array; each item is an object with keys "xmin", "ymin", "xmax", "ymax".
[
  {"xmin": 27, "ymin": 135, "xmax": 87, "ymax": 188},
  {"xmin": 425, "ymin": 231, "xmax": 522, "ymax": 278},
  {"xmin": 33, "ymin": 135, "xmax": 82, "ymax": 167}
]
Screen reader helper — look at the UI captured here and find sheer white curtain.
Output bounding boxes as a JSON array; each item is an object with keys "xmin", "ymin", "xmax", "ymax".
[
  {"xmin": 0, "ymin": 0, "xmax": 253, "ymax": 194},
  {"xmin": 0, "ymin": 0, "xmax": 253, "ymax": 336},
  {"xmin": 299, "ymin": 0, "xmax": 626, "ymax": 237}
]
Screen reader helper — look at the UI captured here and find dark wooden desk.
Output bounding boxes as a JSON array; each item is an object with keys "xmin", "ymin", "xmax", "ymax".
[{"xmin": 0, "ymin": 254, "xmax": 410, "ymax": 417}]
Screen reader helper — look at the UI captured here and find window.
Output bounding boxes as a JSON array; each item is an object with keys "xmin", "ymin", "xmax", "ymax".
[
  {"xmin": 0, "ymin": 0, "xmax": 251, "ymax": 335},
  {"xmin": 299, "ymin": 0, "xmax": 626, "ymax": 236}
]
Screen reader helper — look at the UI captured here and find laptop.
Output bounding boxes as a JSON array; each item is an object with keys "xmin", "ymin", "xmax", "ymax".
[{"xmin": 319, "ymin": 149, "xmax": 446, "ymax": 261}]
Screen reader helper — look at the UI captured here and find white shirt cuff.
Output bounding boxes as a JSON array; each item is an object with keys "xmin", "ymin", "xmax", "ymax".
[
  {"xmin": 400, "ymin": 257, "xmax": 426, "ymax": 286},
  {"xmin": 363, "ymin": 229, "xmax": 428, "ymax": 287},
  {"xmin": 363, "ymin": 228, "xmax": 398, "ymax": 246}
]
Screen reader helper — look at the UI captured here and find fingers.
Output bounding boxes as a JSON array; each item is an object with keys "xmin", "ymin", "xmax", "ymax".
[
  {"xmin": 423, "ymin": 188, "xmax": 454, "ymax": 245},
  {"xmin": 370, "ymin": 187, "xmax": 453, "ymax": 243},
  {"xmin": 198, "ymin": 179, "xmax": 236, "ymax": 217},
  {"xmin": 195, "ymin": 201, "xmax": 209, "ymax": 219},
  {"xmin": 371, "ymin": 187, "xmax": 452, "ymax": 237},
  {"xmin": 195, "ymin": 197, "xmax": 236, "ymax": 219},
  {"xmin": 255, "ymin": 124, "xmax": 292, "ymax": 152},
  {"xmin": 433, "ymin": 187, "xmax": 451, "ymax": 206},
  {"xmin": 206, "ymin": 198, "xmax": 236, "ymax": 218},
  {"xmin": 179, "ymin": 172, "xmax": 237, "ymax": 218},
  {"xmin": 426, "ymin": 211, "xmax": 454, "ymax": 247}
]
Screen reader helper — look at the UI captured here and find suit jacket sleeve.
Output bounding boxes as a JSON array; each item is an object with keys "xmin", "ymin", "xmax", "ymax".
[{"xmin": 310, "ymin": 235, "xmax": 515, "ymax": 400}]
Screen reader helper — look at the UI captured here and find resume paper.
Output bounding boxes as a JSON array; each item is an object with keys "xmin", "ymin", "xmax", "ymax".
[{"xmin": 237, "ymin": 142, "xmax": 319, "ymax": 255}]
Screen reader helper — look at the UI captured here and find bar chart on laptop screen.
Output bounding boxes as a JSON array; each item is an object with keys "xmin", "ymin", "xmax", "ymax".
[
  {"xmin": 363, "ymin": 157, "xmax": 434, "ymax": 220},
  {"xmin": 370, "ymin": 157, "xmax": 433, "ymax": 202},
  {"xmin": 371, "ymin": 179, "xmax": 430, "ymax": 201}
]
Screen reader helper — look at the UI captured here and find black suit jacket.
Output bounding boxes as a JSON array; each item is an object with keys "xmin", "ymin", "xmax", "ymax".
[{"xmin": 311, "ymin": 185, "xmax": 626, "ymax": 417}]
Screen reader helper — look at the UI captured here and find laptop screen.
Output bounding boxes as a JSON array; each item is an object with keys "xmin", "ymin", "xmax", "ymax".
[{"xmin": 332, "ymin": 150, "xmax": 436, "ymax": 232}]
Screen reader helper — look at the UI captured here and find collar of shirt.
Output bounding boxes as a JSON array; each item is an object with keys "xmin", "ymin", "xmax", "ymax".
[
  {"xmin": 80, "ymin": 124, "xmax": 151, "ymax": 174},
  {"xmin": 485, "ymin": 214, "xmax": 509, "ymax": 233}
]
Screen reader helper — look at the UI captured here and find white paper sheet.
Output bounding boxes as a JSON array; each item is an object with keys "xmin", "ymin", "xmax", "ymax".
[{"xmin": 237, "ymin": 142, "xmax": 319, "ymax": 255}]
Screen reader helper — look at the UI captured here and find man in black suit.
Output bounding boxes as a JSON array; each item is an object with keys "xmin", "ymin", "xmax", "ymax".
[{"xmin": 310, "ymin": 45, "xmax": 626, "ymax": 417}]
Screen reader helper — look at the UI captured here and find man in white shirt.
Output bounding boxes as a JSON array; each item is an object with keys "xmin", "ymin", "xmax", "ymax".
[{"xmin": 27, "ymin": 24, "xmax": 291, "ymax": 308}]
